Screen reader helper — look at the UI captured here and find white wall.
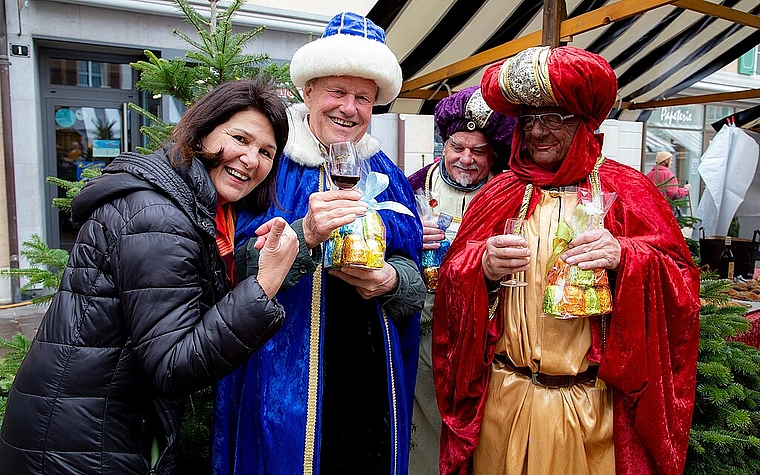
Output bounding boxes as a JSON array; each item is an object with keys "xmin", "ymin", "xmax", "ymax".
[
  {"xmin": 369, "ymin": 113, "xmax": 435, "ymax": 176},
  {"xmin": 599, "ymin": 119, "xmax": 644, "ymax": 171},
  {"xmin": 399, "ymin": 114, "xmax": 435, "ymax": 175}
]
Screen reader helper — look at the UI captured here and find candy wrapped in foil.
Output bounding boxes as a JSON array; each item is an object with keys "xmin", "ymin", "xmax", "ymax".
[
  {"xmin": 422, "ymin": 267, "xmax": 439, "ymax": 292},
  {"xmin": 542, "ymin": 285, "xmax": 563, "ymax": 316},
  {"xmin": 542, "ymin": 258, "xmax": 614, "ymax": 319},
  {"xmin": 324, "ymin": 208, "xmax": 386, "ymax": 270},
  {"xmin": 421, "ymin": 239, "xmax": 450, "ymax": 292},
  {"xmin": 324, "ymin": 170, "xmax": 415, "ymax": 270},
  {"xmin": 569, "ymin": 265, "xmax": 594, "ymax": 287}
]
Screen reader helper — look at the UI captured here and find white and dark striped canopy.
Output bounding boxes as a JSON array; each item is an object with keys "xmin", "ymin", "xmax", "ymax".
[{"xmin": 367, "ymin": 0, "xmax": 760, "ymax": 121}]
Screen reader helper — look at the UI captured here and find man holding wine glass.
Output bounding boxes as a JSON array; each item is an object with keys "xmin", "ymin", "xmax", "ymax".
[
  {"xmin": 406, "ymin": 85, "xmax": 516, "ymax": 475},
  {"xmin": 328, "ymin": 141, "xmax": 361, "ymax": 190},
  {"xmin": 433, "ymin": 46, "xmax": 701, "ymax": 475},
  {"xmin": 214, "ymin": 12, "xmax": 425, "ymax": 475}
]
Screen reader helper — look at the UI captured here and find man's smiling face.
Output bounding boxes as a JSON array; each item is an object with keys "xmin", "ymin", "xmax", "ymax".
[
  {"xmin": 303, "ymin": 76, "xmax": 378, "ymax": 147},
  {"xmin": 521, "ymin": 106, "xmax": 580, "ymax": 172}
]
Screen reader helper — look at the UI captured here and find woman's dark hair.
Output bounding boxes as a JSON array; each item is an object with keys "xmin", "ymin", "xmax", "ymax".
[{"xmin": 169, "ymin": 78, "xmax": 289, "ymax": 214}]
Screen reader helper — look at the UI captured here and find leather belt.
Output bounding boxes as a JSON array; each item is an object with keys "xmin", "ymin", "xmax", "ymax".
[{"xmin": 493, "ymin": 353, "xmax": 598, "ymax": 388}]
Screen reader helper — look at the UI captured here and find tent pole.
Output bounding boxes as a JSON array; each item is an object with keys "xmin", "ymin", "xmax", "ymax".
[{"xmin": 543, "ymin": 0, "xmax": 568, "ymax": 47}]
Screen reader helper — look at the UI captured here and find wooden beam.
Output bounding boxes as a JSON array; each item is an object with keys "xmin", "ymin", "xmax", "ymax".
[
  {"xmin": 673, "ymin": 0, "xmax": 760, "ymax": 30},
  {"xmin": 397, "ymin": 89, "xmax": 451, "ymax": 101},
  {"xmin": 625, "ymin": 88, "xmax": 760, "ymax": 109},
  {"xmin": 543, "ymin": 0, "xmax": 567, "ymax": 47},
  {"xmin": 400, "ymin": 0, "xmax": 678, "ymax": 94}
]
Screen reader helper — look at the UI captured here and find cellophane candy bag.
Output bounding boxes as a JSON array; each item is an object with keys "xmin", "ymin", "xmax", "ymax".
[
  {"xmin": 415, "ymin": 191, "xmax": 451, "ymax": 292},
  {"xmin": 542, "ymin": 189, "xmax": 617, "ymax": 319},
  {"xmin": 323, "ymin": 171, "xmax": 414, "ymax": 271},
  {"xmin": 324, "ymin": 209, "xmax": 386, "ymax": 270}
]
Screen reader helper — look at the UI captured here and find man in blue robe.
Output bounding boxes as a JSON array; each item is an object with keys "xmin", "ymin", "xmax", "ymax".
[{"xmin": 213, "ymin": 11, "xmax": 425, "ymax": 475}]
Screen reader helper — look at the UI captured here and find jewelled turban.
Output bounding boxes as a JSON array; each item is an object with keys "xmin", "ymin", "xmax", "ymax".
[
  {"xmin": 481, "ymin": 45, "xmax": 618, "ymax": 129},
  {"xmin": 434, "ymin": 86, "xmax": 516, "ymax": 146}
]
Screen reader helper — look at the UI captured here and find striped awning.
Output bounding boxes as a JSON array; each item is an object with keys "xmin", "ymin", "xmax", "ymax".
[{"xmin": 367, "ymin": 0, "xmax": 760, "ymax": 121}]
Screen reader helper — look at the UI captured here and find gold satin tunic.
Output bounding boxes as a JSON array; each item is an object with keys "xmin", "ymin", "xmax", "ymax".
[{"xmin": 473, "ymin": 189, "xmax": 614, "ymax": 475}]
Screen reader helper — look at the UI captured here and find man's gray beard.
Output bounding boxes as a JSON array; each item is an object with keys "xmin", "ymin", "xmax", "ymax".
[{"xmin": 456, "ymin": 173, "xmax": 473, "ymax": 187}]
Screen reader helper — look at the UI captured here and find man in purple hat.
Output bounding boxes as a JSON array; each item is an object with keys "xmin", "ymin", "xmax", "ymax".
[
  {"xmin": 214, "ymin": 11, "xmax": 425, "ymax": 475},
  {"xmin": 407, "ymin": 86, "xmax": 515, "ymax": 475}
]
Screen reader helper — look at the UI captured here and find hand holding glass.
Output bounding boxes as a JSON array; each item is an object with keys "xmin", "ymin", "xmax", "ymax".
[
  {"xmin": 501, "ymin": 218, "xmax": 528, "ymax": 287},
  {"xmin": 328, "ymin": 142, "xmax": 360, "ymax": 190}
]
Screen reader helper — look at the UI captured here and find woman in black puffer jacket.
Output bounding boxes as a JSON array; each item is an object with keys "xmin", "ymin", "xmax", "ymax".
[{"xmin": 0, "ymin": 79, "xmax": 301, "ymax": 474}]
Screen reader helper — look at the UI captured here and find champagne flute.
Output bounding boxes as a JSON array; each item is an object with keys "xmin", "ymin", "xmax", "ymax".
[
  {"xmin": 328, "ymin": 141, "xmax": 360, "ymax": 190},
  {"xmin": 501, "ymin": 218, "xmax": 528, "ymax": 287}
]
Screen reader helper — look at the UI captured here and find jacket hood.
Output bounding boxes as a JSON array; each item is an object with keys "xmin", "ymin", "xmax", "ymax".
[{"xmin": 71, "ymin": 150, "xmax": 217, "ymax": 236}]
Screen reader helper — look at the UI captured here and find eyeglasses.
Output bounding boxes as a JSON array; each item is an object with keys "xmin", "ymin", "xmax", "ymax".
[{"xmin": 518, "ymin": 113, "xmax": 575, "ymax": 131}]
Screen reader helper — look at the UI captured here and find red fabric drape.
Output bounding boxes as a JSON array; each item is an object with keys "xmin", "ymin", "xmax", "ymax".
[{"xmin": 433, "ymin": 160, "xmax": 701, "ymax": 475}]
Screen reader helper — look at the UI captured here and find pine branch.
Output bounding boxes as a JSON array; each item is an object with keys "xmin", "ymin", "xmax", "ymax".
[
  {"xmin": 0, "ymin": 334, "xmax": 32, "ymax": 396},
  {"xmin": 0, "ymin": 234, "xmax": 68, "ymax": 304},
  {"xmin": 129, "ymin": 0, "xmax": 296, "ymax": 150},
  {"xmin": 687, "ymin": 275, "xmax": 760, "ymax": 474},
  {"xmin": 131, "ymin": 50, "xmax": 199, "ymax": 107},
  {"xmin": 128, "ymin": 103, "xmax": 175, "ymax": 153},
  {"xmin": 420, "ymin": 319, "xmax": 432, "ymax": 336},
  {"xmin": 701, "ymin": 278, "xmax": 733, "ymax": 305},
  {"xmin": 173, "ymin": 0, "xmax": 210, "ymax": 37}
]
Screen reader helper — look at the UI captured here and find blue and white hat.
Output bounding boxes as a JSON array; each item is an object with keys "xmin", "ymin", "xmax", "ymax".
[{"xmin": 290, "ymin": 12, "xmax": 403, "ymax": 106}]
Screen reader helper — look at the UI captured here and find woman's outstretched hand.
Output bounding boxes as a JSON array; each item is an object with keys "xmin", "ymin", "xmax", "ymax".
[{"xmin": 255, "ymin": 217, "xmax": 299, "ymax": 298}]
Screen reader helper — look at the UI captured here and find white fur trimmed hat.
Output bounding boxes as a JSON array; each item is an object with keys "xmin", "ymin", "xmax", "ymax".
[{"xmin": 290, "ymin": 12, "xmax": 403, "ymax": 106}]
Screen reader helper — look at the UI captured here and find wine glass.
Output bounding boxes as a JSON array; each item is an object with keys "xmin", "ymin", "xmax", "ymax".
[
  {"xmin": 500, "ymin": 218, "xmax": 528, "ymax": 287},
  {"xmin": 328, "ymin": 141, "xmax": 360, "ymax": 190}
]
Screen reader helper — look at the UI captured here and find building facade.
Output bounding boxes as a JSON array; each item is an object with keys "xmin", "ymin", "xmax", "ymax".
[{"xmin": 0, "ymin": 0, "xmax": 758, "ymax": 303}]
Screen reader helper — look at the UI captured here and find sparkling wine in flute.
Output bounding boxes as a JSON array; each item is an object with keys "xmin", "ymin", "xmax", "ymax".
[
  {"xmin": 501, "ymin": 218, "xmax": 528, "ymax": 288},
  {"xmin": 328, "ymin": 141, "xmax": 360, "ymax": 190}
]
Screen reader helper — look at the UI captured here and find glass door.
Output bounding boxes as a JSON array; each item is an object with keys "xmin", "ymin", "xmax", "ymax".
[
  {"xmin": 47, "ymin": 99, "xmax": 131, "ymax": 250},
  {"xmin": 40, "ymin": 45, "xmax": 144, "ymax": 250}
]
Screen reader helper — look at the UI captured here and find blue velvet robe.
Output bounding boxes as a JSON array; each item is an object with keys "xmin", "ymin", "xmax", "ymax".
[{"xmin": 213, "ymin": 105, "xmax": 422, "ymax": 475}]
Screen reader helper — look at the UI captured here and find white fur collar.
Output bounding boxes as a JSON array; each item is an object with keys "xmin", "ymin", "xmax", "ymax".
[{"xmin": 283, "ymin": 103, "xmax": 382, "ymax": 168}]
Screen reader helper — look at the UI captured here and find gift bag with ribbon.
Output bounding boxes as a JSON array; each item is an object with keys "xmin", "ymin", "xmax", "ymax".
[
  {"xmin": 324, "ymin": 171, "xmax": 415, "ymax": 270},
  {"xmin": 542, "ymin": 189, "xmax": 617, "ymax": 319}
]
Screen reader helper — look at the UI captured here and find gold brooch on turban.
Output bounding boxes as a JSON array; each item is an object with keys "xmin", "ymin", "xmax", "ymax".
[{"xmin": 497, "ymin": 46, "xmax": 557, "ymax": 108}]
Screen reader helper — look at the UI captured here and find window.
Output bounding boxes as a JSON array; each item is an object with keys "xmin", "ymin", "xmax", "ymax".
[
  {"xmin": 50, "ymin": 58, "xmax": 133, "ymax": 89},
  {"xmin": 738, "ymin": 47, "xmax": 758, "ymax": 75},
  {"xmin": 645, "ymin": 105, "xmax": 704, "ymax": 212}
]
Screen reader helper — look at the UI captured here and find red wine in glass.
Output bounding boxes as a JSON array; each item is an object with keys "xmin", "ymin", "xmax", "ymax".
[
  {"xmin": 330, "ymin": 174, "xmax": 360, "ymax": 189},
  {"xmin": 328, "ymin": 141, "xmax": 361, "ymax": 190}
]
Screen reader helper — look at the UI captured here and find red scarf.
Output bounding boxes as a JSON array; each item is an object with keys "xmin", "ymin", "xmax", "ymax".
[{"xmin": 215, "ymin": 202, "xmax": 238, "ymax": 288}]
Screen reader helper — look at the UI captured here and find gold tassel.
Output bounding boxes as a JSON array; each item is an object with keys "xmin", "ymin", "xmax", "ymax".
[
  {"xmin": 595, "ymin": 378, "xmax": 606, "ymax": 389},
  {"xmin": 488, "ymin": 295, "xmax": 500, "ymax": 320}
]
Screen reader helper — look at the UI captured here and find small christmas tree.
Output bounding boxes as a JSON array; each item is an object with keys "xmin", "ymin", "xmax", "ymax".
[
  {"xmin": 129, "ymin": 0, "xmax": 297, "ymax": 153},
  {"xmin": 685, "ymin": 277, "xmax": 760, "ymax": 474}
]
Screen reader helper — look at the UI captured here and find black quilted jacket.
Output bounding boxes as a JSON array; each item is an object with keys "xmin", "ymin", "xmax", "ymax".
[{"xmin": 0, "ymin": 150, "xmax": 285, "ymax": 474}]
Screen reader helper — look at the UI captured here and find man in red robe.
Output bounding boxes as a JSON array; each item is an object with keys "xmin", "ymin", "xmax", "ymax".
[{"xmin": 433, "ymin": 45, "xmax": 700, "ymax": 475}]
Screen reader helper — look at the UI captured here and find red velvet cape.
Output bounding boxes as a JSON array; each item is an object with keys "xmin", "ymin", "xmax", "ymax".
[{"xmin": 432, "ymin": 159, "xmax": 701, "ymax": 475}]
